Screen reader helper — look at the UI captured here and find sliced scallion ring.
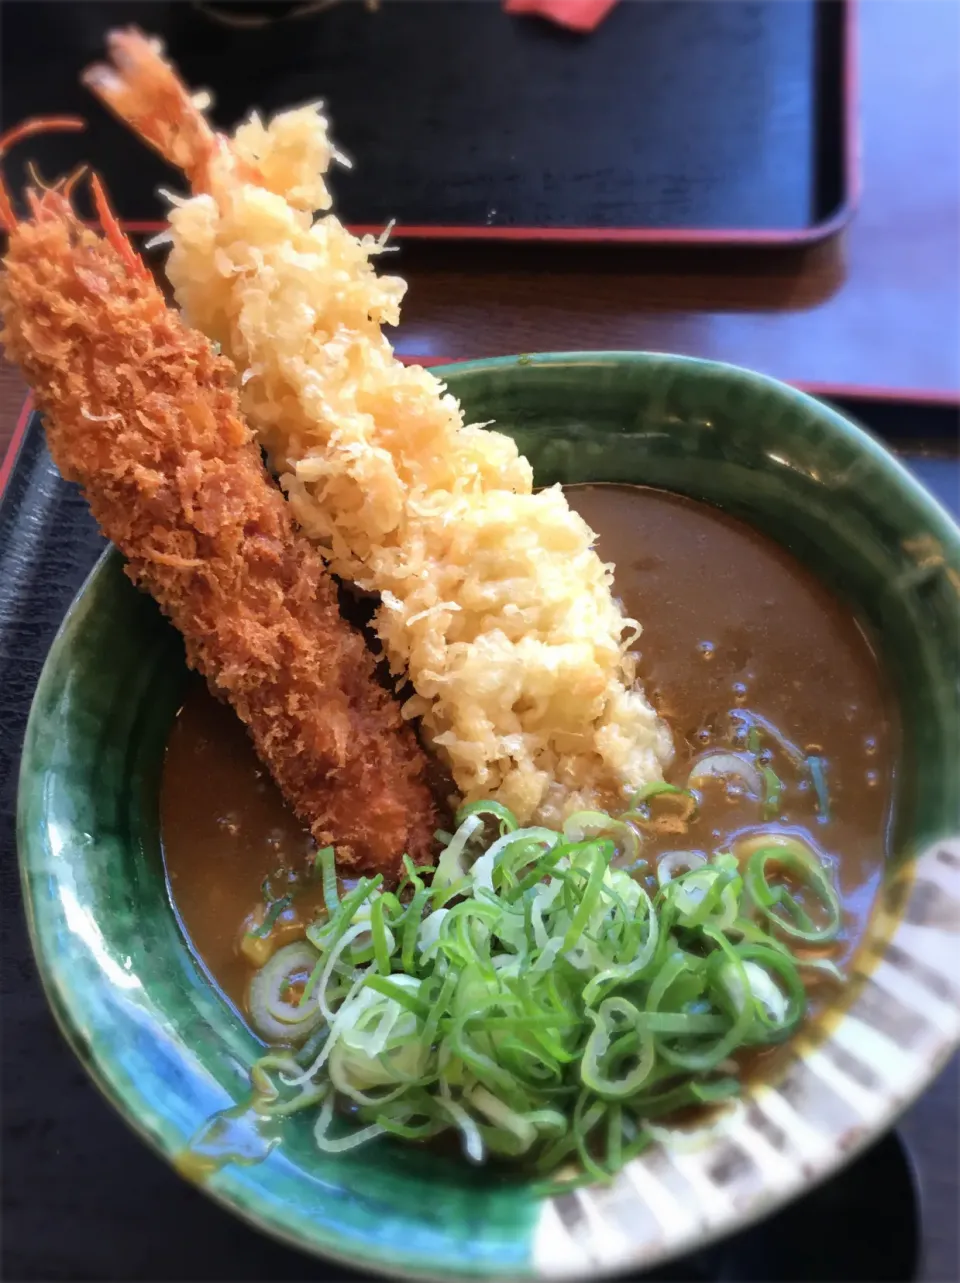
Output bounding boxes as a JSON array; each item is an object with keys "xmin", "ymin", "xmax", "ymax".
[
  {"xmin": 657, "ymin": 850, "xmax": 708, "ymax": 886},
  {"xmin": 563, "ymin": 810, "xmax": 642, "ymax": 864},
  {"xmin": 761, "ymin": 767, "xmax": 783, "ymax": 819},
  {"xmin": 743, "ymin": 840, "xmax": 842, "ymax": 944},
  {"xmin": 624, "ymin": 783, "xmax": 698, "ymax": 834},
  {"xmin": 688, "ymin": 751, "xmax": 763, "ymax": 799},
  {"xmin": 807, "ymin": 756, "xmax": 831, "ymax": 823},
  {"xmin": 244, "ymin": 794, "xmax": 840, "ymax": 1180},
  {"xmin": 248, "ymin": 941, "xmax": 324, "ymax": 1043},
  {"xmin": 454, "ymin": 800, "xmax": 518, "ymax": 834}
]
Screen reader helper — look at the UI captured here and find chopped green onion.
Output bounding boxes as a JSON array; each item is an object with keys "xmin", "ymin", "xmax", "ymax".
[
  {"xmin": 562, "ymin": 841, "xmax": 613, "ymax": 951},
  {"xmin": 688, "ymin": 752, "xmax": 762, "ymax": 800},
  {"xmin": 402, "ymin": 887, "xmax": 433, "ymax": 972},
  {"xmin": 743, "ymin": 839, "xmax": 842, "ymax": 944},
  {"xmin": 244, "ymin": 797, "xmax": 842, "ymax": 1182},
  {"xmin": 563, "ymin": 811, "xmax": 642, "ymax": 864},
  {"xmin": 313, "ymin": 1096, "xmax": 386, "ymax": 1153},
  {"xmin": 796, "ymin": 956, "xmax": 846, "ymax": 983},
  {"xmin": 454, "ymin": 800, "xmax": 518, "ymax": 834},
  {"xmin": 762, "ymin": 766, "xmax": 783, "ymax": 819},
  {"xmin": 624, "ymin": 782, "xmax": 698, "ymax": 835},
  {"xmin": 433, "ymin": 814, "xmax": 484, "ymax": 887},
  {"xmin": 247, "ymin": 895, "xmax": 292, "ymax": 940},
  {"xmin": 582, "ymin": 998, "xmax": 656, "ymax": 1098},
  {"xmin": 657, "ymin": 849, "xmax": 707, "ymax": 886},
  {"xmin": 629, "ymin": 781, "xmax": 687, "ymax": 806},
  {"xmin": 247, "ymin": 942, "xmax": 323, "ymax": 1043},
  {"xmin": 807, "ymin": 755, "xmax": 831, "ymax": 823},
  {"xmin": 370, "ymin": 896, "xmax": 392, "ymax": 976},
  {"xmin": 360, "ymin": 974, "xmax": 429, "ymax": 1018},
  {"xmin": 251, "ymin": 1053, "xmax": 328, "ymax": 1116},
  {"xmin": 314, "ymin": 846, "xmax": 338, "ymax": 912},
  {"xmin": 732, "ymin": 710, "xmax": 806, "ymax": 768}
]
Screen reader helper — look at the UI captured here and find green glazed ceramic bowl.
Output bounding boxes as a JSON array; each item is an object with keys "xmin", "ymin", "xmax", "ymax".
[{"xmin": 18, "ymin": 353, "xmax": 960, "ymax": 1280}]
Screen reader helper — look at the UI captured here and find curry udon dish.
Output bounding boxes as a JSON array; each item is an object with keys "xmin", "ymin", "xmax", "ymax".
[
  {"xmin": 2, "ymin": 32, "xmax": 895, "ymax": 1190},
  {"xmin": 161, "ymin": 485, "xmax": 895, "ymax": 1183}
]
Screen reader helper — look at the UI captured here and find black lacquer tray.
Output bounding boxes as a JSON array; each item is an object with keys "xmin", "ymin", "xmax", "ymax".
[{"xmin": 0, "ymin": 0, "xmax": 855, "ymax": 245}]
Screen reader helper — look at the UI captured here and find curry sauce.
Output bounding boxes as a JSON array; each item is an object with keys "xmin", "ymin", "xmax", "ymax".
[{"xmin": 161, "ymin": 484, "xmax": 897, "ymax": 1026}]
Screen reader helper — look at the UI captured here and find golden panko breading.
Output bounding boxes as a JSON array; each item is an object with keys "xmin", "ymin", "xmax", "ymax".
[
  {"xmin": 0, "ymin": 179, "xmax": 438, "ymax": 878},
  {"xmin": 87, "ymin": 30, "xmax": 674, "ymax": 824}
]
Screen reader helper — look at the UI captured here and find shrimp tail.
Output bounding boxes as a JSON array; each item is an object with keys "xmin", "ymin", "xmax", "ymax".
[
  {"xmin": 0, "ymin": 113, "xmax": 151, "ymax": 285},
  {"xmin": 82, "ymin": 28, "xmax": 222, "ymax": 190}
]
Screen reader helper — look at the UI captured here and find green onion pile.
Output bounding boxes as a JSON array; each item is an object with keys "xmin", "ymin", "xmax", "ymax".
[{"xmin": 246, "ymin": 787, "xmax": 844, "ymax": 1184}]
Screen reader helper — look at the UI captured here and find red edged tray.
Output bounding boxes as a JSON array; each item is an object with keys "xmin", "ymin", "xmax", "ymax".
[{"xmin": 1, "ymin": 0, "xmax": 856, "ymax": 247}]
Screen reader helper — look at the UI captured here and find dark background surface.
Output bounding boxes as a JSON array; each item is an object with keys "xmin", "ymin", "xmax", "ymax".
[
  {"xmin": 1, "ymin": 407, "xmax": 956, "ymax": 1283},
  {"xmin": 1, "ymin": 0, "xmax": 847, "ymax": 234}
]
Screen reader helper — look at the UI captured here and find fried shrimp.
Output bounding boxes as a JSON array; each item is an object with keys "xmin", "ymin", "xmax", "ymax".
[
  {"xmin": 86, "ymin": 32, "xmax": 674, "ymax": 825},
  {"xmin": 0, "ymin": 130, "xmax": 438, "ymax": 879}
]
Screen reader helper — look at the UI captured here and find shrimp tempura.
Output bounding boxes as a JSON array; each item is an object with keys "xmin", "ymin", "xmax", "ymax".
[
  {"xmin": 86, "ymin": 32, "xmax": 674, "ymax": 826},
  {"xmin": 0, "ymin": 154, "xmax": 438, "ymax": 878}
]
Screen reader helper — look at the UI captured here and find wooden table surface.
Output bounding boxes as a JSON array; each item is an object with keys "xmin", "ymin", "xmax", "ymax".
[
  {"xmin": 2, "ymin": 0, "xmax": 959, "ymax": 463},
  {"xmin": 389, "ymin": 0, "xmax": 960, "ymax": 389}
]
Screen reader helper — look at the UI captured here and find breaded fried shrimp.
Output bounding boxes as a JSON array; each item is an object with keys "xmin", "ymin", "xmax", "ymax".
[
  {"xmin": 86, "ymin": 31, "xmax": 675, "ymax": 828},
  {"xmin": 0, "ymin": 151, "xmax": 438, "ymax": 878}
]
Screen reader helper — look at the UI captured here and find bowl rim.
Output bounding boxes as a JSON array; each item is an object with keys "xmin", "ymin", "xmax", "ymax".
[
  {"xmin": 430, "ymin": 350, "xmax": 960, "ymax": 553},
  {"xmin": 16, "ymin": 350, "xmax": 960, "ymax": 1281}
]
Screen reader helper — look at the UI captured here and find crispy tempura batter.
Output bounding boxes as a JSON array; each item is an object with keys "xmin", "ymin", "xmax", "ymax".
[
  {"xmin": 0, "ymin": 177, "xmax": 438, "ymax": 878},
  {"xmin": 86, "ymin": 30, "xmax": 674, "ymax": 828}
]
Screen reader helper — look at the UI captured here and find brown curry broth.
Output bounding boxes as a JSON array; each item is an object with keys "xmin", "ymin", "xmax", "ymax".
[
  {"xmin": 161, "ymin": 483, "xmax": 896, "ymax": 1031},
  {"xmin": 161, "ymin": 690, "xmax": 325, "ymax": 1012}
]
